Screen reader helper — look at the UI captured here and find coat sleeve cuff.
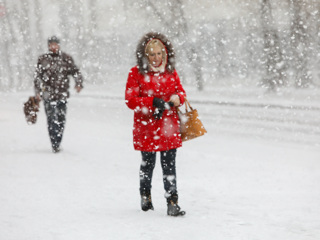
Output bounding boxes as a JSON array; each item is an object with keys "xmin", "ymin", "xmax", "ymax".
[{"xmin": 176, "ymin": 93, "xmax": 185, "ymax": 107}]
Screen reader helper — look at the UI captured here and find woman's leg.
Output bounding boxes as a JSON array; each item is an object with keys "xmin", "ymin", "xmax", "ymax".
[
  {"xmin": 161, "ymin": 149, "xmax": 185, "ymax": 216},
  {"xmin": 160, "ymin": 149, "xmax": 177, "ymax": 197},
  {"xmin": 140, "ymin": 151, "xmax": 156, "ymax": 211},
  {"xmin": 140, "ymin": 151, "xmax": 156, "ymax": 195}
]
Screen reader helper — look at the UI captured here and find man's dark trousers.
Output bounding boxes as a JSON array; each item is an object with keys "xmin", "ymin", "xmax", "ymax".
[{"xmin": 44, "ymin": 100, "xmax": 67, "ymax": 150}]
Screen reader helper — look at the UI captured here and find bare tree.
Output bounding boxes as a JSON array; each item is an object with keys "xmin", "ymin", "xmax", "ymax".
[
  {"xmin": 215, "ymin": 20, "xmax": 228, "ymax": 79},
  {"xmin": 73, "ymin": 1, "xmax": 86, "ymax": 62},
  {"xmin": 86, "ymin": 0, "xmax": 100, "ymax": 81},
  {"xmin": 260, "ymin": 0, "xmax": 287, "ymax": 91},
  {"xmin": 141, "ymin": 0, "xmax": 204, "ymax": 90},
  {"xmin": 304, "ymin": 0, "xmax": 320, "ymax": 86},
  {"xmin": 59, "ymin": 1, "xmax": 86, "ymax": 65},
  {"xmin": 22, "ymin": 1, "xmax": 34, "ymax": 86},
  {"xmin": 34, "ymin": 0, "xmax": 44, "ymax": 53},
  {"xmin": 288, "ymin": 0, "xmax": 312, "ymax": 88},
  {"xmin": 59, "ymin": 0, "xmax": 71, "ymax": 47},
  {"xmin": 0, "ymin": 1, "xmax": 14, "ymax": 89}
]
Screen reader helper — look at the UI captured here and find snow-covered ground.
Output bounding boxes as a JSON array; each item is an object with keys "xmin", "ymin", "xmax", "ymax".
[{"xmin": 1, "ymin": 84, "xmax": 320, "ymax": 240}]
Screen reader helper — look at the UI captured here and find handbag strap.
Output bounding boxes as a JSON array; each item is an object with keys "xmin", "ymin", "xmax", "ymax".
[
  {"xmin": 177, "ymin": 98, "xmax": 193, "ymax": 113},
  {"xmin": 184, "ymin": 99, "xmax": 193, "ymax": 112},
  {"xmin": 31, "ymin": 97, "xmax": 35, "ymax": 106},
  {"xmin": 31, "ymin": 96, "xmax": 39, "ymax": 108}
]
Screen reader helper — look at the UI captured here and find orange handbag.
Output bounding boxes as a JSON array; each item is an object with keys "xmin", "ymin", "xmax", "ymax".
[{"xmin": 178, "ymin": 99, "xmax": 207, "ymax": 142}]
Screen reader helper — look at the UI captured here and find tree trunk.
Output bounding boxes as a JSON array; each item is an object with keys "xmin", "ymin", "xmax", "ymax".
[
  {"xmin": 20, "ymin": 0, "xmax": 34, "ymax": 88},
  {"xmin": 260, "ymin": 0, "xmax": 287, "ymax": 91},
  {"xmin": 34, "ymin": 0, "xmax": 44, "ymax": 53},
  {"xmin": 59, "ymin": 0, "xmax": 70, "ymax": 46},
  {"xmin": 0, "ymin": 1, "xmax": 14, "ymax": 89},
  {"xmin": 87, "ymin": 0, "xmax": 99, "ymax": 82},
  {"xmin": 145, "ymin": 0, "xmax": 204, "ymax": 90},
  {"xmin": 289, "ymin": 0, "xmax": 312, "ymax": 88}
]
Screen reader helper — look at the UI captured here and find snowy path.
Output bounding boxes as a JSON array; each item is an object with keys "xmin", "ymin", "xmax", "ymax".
[
  {"xmin": 201, "ymin": 100, "xmax": 320, "ymax": 146},
  {"xmin": 1, "ymin": 89, "xmax": 320, "ymax": 240}
]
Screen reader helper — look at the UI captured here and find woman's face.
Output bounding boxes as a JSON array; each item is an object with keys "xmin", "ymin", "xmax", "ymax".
[{"xmin": 147, "ymin": 45, "xmax": 162, "ymax": 67}]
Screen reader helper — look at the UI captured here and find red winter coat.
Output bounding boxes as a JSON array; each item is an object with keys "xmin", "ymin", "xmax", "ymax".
[{"xmin": 125, "ymin": 66, "xmax": 186, "ymax": 152}]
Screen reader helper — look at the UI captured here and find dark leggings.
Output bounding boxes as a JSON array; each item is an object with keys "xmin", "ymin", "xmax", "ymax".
[{"xmin": 140, "ymin": 149, "xmax": 177, "ymax": 197}]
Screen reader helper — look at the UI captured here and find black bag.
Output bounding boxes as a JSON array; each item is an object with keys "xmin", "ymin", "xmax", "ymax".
[{"xmin": 23, "ymin": 96, "xmax": 40, "ymax": 124}]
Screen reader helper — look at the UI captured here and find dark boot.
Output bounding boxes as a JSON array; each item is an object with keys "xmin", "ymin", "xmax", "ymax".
[
  {"xmin": 52, "ymin": 146, "xmax": 60, "ymax": 153},
  {"xmin": 141, "ymin": 192, "xmax": 154, "ymax": 211},
  {"xmin": 167, "ymin": 193, "xmax": 186, "ymax": 216}
]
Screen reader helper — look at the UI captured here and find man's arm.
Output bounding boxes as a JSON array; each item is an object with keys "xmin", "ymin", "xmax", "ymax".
[
  {"xmin": 65, "ymin": 54, "xmax": 83, "ymax": 92},
  {"xmin": 34, "ymin": 57, "xmax": 43, "ymax": 100}
]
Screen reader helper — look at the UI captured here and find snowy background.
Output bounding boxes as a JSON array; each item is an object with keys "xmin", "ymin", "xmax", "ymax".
[
  {"xmin": 1, "ymin": 0, "xmax": 320, "ymax": 239},
  {"xmin": 1, "ymin": 85, "xmax": 320, "ymax": 240}
]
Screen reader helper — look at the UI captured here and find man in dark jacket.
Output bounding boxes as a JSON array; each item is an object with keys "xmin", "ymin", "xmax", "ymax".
[{"xmin": 34, "ymin": 36, "xmax": 83, "ymax": 153}]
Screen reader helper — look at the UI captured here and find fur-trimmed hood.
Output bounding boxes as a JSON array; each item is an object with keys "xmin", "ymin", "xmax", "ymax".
[{"xmin": 136, "ymin": 32, "xmax": 175, "ymax": 74}]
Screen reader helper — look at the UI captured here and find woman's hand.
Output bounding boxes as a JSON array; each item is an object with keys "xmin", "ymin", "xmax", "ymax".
[
  {"xmin": 153, "ymin": 97, "xmax": 172, "ymax": 119},
  {"xmin": 153, "ymin": 97, "xmax": 166, "ymax": 119},
  {"xmin": 169, "ymin": 95, "xmax": 180, "ymax": 107}
]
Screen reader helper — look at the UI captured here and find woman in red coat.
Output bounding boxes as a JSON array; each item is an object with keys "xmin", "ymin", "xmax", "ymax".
[{"xmin": 125, "ymin": 32, "xmax": 186, "ymax": 216}]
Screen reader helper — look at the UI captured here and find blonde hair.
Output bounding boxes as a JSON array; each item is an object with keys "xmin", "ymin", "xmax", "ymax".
[
  {"xmin": 145, "ymin": 39, "xmax": 166, "ymax": 59},
  {"xmin": 144, "ymin": 39, "xmax": 167, "ymax": 72}
]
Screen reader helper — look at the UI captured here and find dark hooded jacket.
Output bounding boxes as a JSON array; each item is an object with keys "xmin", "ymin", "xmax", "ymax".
[
  {"xmin": 34, "ymin": 51, "xmax": 83, "ymax": 101},
  {"xmin": 125, "ymin": 32, "xmax": 186, "ymax": 152}
]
